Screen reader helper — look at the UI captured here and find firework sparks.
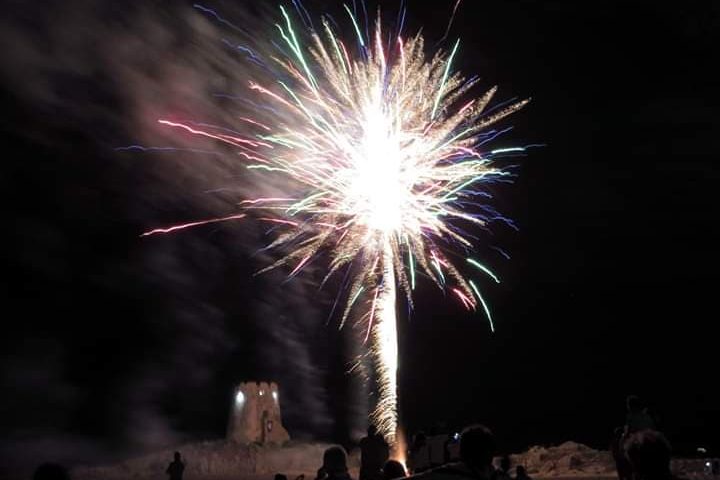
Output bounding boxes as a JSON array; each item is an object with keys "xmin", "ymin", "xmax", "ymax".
[
  {"xmin": 144, "ymin": 3, "xmax": 528, "ymax": 444},
  {"xmin": 140, "ymin": 214, "xmax": 246, "ymax": 237}
]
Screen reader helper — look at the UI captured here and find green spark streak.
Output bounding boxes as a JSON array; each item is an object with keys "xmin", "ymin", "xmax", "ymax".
[
  {"xmin": 431, "ymin": 38, "xmax": 460, "ymax": 119},
  {"xmin": 287, "ymin": 191, "xmax": 328, "ymax": 214},
  {"xmin": 343, "ymin": 4, "xmax": 365, "ymax": 48},
  {"xmin": 349, "ymin": 286, "xmax": 365, "ymax": 308},
  {"xmin": 441, "ymin": 173, "xmax": 492, "ymax": 201},
  {"xmin": 258, "ymin": 135, "xmax": 301, "ymax": 149},
  {"xmin": 278, "ymin": 81, "xmax": 318, "ymax": 126},
  {"xmin": 433, "ymin": 126, "xmax": 473, "ymax": 153},
  {"xmin": 276, "ymin": 82, "xmax": 339, "ymax": 139},
  {"xmin": 469, "ymin": 280, "xmax": 495, "ymax": 332},
  {"xmin": 324, "ymin": 21, "xmax": 348, "ymax": 74},
  {"xmin": 433, "ymin": 260, "xmax": 446, "ymax": 284},
  {"xmin": 491, "ymin": 147, "xmax": 525, "ymax": 154},
  {"xmin": 247, "ymin": 165, "xmax": 289, "ymax": 173},
  {"xmin": 278, "ymin": 6, "xmax": 317, "ymax": 89},
  {"xmin": 467, "ymin": 258, "xmax": 501, "ymax": 283}
]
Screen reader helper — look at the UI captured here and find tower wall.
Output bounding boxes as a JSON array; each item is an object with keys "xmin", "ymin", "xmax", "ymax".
[{"xmin": 227, "ymin": 381, "xmax": 290, "ymax": 445}]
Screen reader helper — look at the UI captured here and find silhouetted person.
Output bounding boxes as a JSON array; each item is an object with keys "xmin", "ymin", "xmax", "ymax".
[
  {"xmin": 166, "ymin": 451, "xmax": 185, "ymax": 480},
  {"xmin": 410, "ymin": 424, "xmax": 497, "ymax": 480},
  {"xmin": 444, "ymin": 433, "xmax": 461, "ymax": 463},
  {"xmin": 495, "ymin": 456, "xmax": 512, "ymax": 480},
  {"xmin": 624, "ymin": 430, "xmax": 673, "ymax": 480},
  {"xmin": 612, "ymin": 427, "xmax": 633, "ymax": 480},
  {"xmin": 33, "ymin": 463, "xmax": 70, "ymax": 480},
  {"xmin": 275, "ymin": 474, "xmax": 289, "ymax": 480},
  {"xmin": 384, "ymin": 460, "xmax": 408, "ymax": 480},
  {"xmin": 428, "ymin": 425, "xmax": 449, "ymax": 468},
  {"xmin": 625, "ymin": 396, "xmax": 656, "ymax": 435},
  {"xmin": 516, "ymin": 465, "xmax": 532, "ymax": 480},
  {"xmin": 316, "ymin": 446, "xmax": 353, "ymax": 480},
  {"xmin": 360, "ymin": 425, "xmax": 390, "ymax": 480},
  {"xmin": 410, "ymin": 432, "xmax": 431, "ymax": 473}
]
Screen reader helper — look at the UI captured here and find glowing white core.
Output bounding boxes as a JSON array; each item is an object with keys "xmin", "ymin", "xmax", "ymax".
[
  {"xmin": 235, "ymin": 391, "xmax": 245, "ymax": 405},
  {"xmin": 348, "ymin": 106, "xmax": 405, "ymax": 233},
  {"xmin": 272, "ymin": 391, "xmax": 278, "ymax": 401}
]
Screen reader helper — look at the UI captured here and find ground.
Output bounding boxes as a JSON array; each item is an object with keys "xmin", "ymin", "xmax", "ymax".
[{"xmin": 69, "ymin": 440, "xmax": 715, "ymax": 480}]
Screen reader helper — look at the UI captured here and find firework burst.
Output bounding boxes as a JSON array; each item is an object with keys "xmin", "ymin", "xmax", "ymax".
[{"xmin": 145, "ymin": 3, "xmax": 528, "ymax": 445}]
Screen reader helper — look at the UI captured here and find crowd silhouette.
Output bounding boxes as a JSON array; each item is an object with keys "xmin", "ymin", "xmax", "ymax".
[{"xmin": 30, "ymin": 395, "xmax": 709, "ymax": 480}]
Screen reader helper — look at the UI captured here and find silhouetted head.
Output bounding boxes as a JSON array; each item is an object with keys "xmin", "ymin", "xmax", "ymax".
[
  {"xmin": 323, "ymin": 446, "xmax": 348, "ymax": 475},
  {"xmin": 627, "ymin": 395, "xmax": 645, "ymax": 413},
  {"xmin": 174, "ymin": 451, "xmax": 182, "ymax": 461},
  {"xmin": 33, "ymin": 463, "xmax": 70, "ymax": 480},
  {"xmin": 383, "ymin": 460, "xmax": 407, "ymax": 480},
  {"xmin": 368, "ymin": 424, "xmax": 378, "ymax": 437},
  {"xmin": 459, "ymin": 424, "xmax": 496, "ymax": 468},
  {"xmin": 275, "ymin": 474, "xmax": 289, "ymax": 480},
  {"xmin": 624, "ymin": 430, "xmax": 672, "ymax": 480},
  {"xmin": 500, "ymin": 456, "xmax": 511, "ymax": 472}
]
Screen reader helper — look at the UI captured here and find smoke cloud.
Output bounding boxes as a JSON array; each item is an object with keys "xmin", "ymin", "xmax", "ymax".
[{"xmin": 0, "ymin": 0, "xmax": 362, "ymax": 475}]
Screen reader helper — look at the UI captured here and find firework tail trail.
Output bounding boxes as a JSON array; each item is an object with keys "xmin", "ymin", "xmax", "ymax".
[{"xmin": 371, "ymin": 239, "xmax": 399, "ymax": 442}]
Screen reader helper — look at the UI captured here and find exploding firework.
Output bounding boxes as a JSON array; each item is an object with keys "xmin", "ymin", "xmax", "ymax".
[{"xmin": 143, "ymin": 2, "xmax": 528, "ymax": 445}]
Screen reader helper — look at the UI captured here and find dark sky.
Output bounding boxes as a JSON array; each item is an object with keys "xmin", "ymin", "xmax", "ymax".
[{"xmin": 1, "ymin": 0, "xmax": 719, "ymax": 475}]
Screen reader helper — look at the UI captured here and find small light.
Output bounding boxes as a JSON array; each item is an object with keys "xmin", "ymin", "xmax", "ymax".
[
  {"xmin": 272, "ymin": 391, "xmax": 278, "ymax": 401},
  {"xmin": 259, "ymin": 390, "xmax": 264, "ymax": 396},
  {"xmin": 706, "ymin": 462, "xmax": 712, "ymax": 467},
  {"xmin": 235, "ymin": 391, "xmax": 245, "ymax": 404}
]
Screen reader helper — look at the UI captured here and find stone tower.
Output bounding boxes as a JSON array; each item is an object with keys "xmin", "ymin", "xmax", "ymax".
[{"xmin": 227, "ymin": 381, "xmax": 290, "ymax": 445}]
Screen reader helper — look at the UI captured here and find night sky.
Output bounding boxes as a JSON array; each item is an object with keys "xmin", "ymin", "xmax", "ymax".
[{"xmin": 2, "ymin": 0, "xmax": 719, "ymax": 475}]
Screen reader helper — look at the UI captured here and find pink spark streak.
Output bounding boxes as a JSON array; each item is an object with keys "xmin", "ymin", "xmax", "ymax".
[
  {"xmin": 140, "ymin": 214, "xmax": 246, "ymax": 237},
  {"xmin": 157, "ymin": 120, "xmax": 272, "ymax": 149}
]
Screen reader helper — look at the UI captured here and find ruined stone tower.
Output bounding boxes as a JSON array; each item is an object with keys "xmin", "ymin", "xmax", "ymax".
[{"xmin": 227, "ymin": 381, "xmax": 290, "ymax": 445}]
